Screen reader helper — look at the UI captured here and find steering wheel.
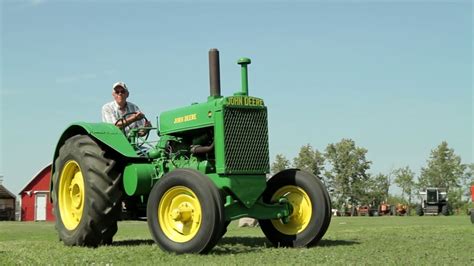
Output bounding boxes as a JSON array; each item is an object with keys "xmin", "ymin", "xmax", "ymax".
[{"xmin": 115, "ymin": 112, "xmax": 150, "ymax": 148}]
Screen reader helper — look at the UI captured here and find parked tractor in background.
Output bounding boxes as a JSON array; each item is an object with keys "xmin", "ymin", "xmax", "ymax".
[
  {"xmin": 357, "ymin": 205, "xmax": 378, "ymax": 216},
  {"xmin": 470, "ymin": 185, "xmax": 474, "ymax": 223},
  {"xmin": 49, "ymin": 49, "xmax": 332, "ymax": 254},
  {"xmin": 416, "ymin": 188, "xmax": 450, "ymax": 216},
  {"xmin": 358, "ymin": 202, "xmax": 407, "ymax": 217},
  {"xmin": 395, "ymin": 203, "xmax": 408, "ymax": 216},
  {"xmin": 357, "ymin": 205, "xmax": 369, "ymax": 216},
  {"xmin": 378, "ymin": 202, "xmax": 393, "ymax": 216}
]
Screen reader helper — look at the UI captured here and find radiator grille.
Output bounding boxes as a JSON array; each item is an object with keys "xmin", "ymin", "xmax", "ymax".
[{"xmin": 223, "ymin": 107, "xmax": 270, "ymax": 174}]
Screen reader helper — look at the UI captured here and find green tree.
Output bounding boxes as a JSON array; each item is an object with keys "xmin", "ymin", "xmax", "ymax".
[
  {"xmin": 394, "ymin": 166, "xmax": 416, "ymax": 204},
  {"xmin": 387, "ymin": 194, "xmax": 408, "ymax": 205},
  {"xmin": 271, "ymin": 154, "xmax": 290, "ymax": 174},
  {"xmin": 447, "ymin": 187, "xmax": 464, "ymax": 213},
  {"xmin": 418, "ymin": 141, "xmax": 465, "ymax": 192},
  {"xmin": 361, "ymin": 173, "xmax": 391, "ymax": 205},
  {"xmin": 462, "ymin": 163, "xmax": 474, "ymax": 196},
  {"xmin": 324, "ymin": 139, "xmax": 372, "ymax": 208},
  {"xmin": 373, "ymin": 173, "xmax": 391, "ymax": 202},
  {"xmin": 456, "ymin": 163, "xmax": 474, "ymax": 213},
  {"xmin": 293, "ymin": 144, "xmax": 325, "ymax": 177}
]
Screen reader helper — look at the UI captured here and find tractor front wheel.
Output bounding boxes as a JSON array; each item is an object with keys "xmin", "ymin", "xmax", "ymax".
[
  {"xmin": 441, "ymin": 204, "xmax": 451, "ymax": 216},
  {"xmin": 147, "ymin": 169, "xmax": 224, "ymax": 254},
  {"xmin": 52, "ymin": 135, "xmax": 122, "ymax": 246},
  {"xmin": 258, "ymin": 169, "xmax": 331, "ymax": 247}
]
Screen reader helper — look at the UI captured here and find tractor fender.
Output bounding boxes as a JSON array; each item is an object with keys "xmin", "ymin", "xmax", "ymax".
[
  {"xmin": 50, "ymin": 122, "xmax": 141, "ymax": 199},
  {"xmin": 51, "ymin": 122, "xmax": 140, "ymax": 176}
]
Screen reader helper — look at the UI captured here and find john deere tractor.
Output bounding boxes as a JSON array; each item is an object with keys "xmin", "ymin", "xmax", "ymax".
[{"xmin": 50, "ymin": 49, "xmax": 332, "ymax": 253}]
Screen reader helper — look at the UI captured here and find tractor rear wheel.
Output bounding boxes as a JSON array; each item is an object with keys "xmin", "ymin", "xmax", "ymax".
[
  {"xmin": 415, "ymin": 205, "xmax": 424, "ymax": 216},
  {"xmin": 147, "ymin": 169, "xmax": 224, "ymax": 254},
  {"xmin": 258, "ymin": 169, "xmax": 331, "ymax": 247},
  {"xmin": 52, "ymin": 135, "xmax": 122, "ymax": 247}
]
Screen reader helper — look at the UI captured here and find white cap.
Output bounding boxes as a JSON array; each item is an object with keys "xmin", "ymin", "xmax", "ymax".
[{"xmin": 112, "ymin": 81, "xmax": 128, "ymax": 91}]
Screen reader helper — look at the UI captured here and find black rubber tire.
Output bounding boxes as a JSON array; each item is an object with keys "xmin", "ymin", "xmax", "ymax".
[
  {"xmin": 146, "ymin": 169, "xmax": 224, "ymax": 254},
  {"xmin": 220, "ymin": 221, "xmax": 231, "ymax": 238},
  {"xmin": 470, "ymin": 209, "xmax": 474, "ymax": 224},
  {"xmin": 416, "ymin": 205, "xmax": 424, "ymax": 216},
  {"xmin": 52, "ymin": 135, "xmax": 123, "ymax": 247},
  {"xmin": 390, "ymin": 206, "xmax": 396, "ymax": 216},
  {"xmin": 258, "ymin": 169, "xmax": 331, "ymax": 247},
  {"xmin": 441, "ymin": 204, "xmax": 450, "ymax": 216},
  {"xmin": 309, "ymin": 171, "xmax": 332, "ymax": 246}
]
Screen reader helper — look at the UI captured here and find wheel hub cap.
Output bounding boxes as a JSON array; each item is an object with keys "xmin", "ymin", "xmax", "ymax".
[
  {"xmin": 70, "ymin": 175, "xmax": 83, "ymax": 209},
  {"xmin": 271, "ymin": 185, "xmax": 312, "ymax": 235},
  {"xmin": 158, "ymin": 186, "xmax": 202, "ymax": 243},
  {"xmin": 171, "ymin": 202, "xmax": 193, "ymax": 222},
  {"xmin": 58, "ymin": 160, "xmax": 85, "ymax": 230}
]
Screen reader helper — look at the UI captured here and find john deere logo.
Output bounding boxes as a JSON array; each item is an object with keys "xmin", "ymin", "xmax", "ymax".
[
  {"xmin": 174, "ymin": 114, "xmax": 197, "ymax": 124},
  {"xmin": 227, "ymin": 96, "xmax": 264, "ymax": 107}
]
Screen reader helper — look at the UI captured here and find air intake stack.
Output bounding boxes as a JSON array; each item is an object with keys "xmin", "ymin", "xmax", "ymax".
[{"xmin": 237, "ymin": 57, "xmax": 251, "ymax": 96}]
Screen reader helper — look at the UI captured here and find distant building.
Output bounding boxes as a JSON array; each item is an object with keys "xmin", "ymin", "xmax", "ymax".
[
  {"xmin": 0, "ymin": 184, "xmax": 16, "ymax": 221},
  {"xmin": 19, "ymin": 164, "xmax": 54, "ymax": 221}
]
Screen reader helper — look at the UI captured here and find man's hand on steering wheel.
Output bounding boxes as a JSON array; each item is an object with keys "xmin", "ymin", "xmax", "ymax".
[
  {"xmin": 115, "ymin": 111, "xmax": 149, "ymax": 134},
  {"xmin": 115, "ymin": 112, "xmax": 151, "ymax": 148},
  {"xmin": 131, "ymin": 111, "xmax": 145, "ymax": 122},
  {"xmin": 115, "ymin": 112, "xmax": 144, "ymax": 128}
]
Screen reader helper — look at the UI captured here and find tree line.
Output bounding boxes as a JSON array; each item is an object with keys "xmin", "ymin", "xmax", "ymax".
[{"xmin": 271, "ymin": 139, "xmax": 473, "ymax": 212}]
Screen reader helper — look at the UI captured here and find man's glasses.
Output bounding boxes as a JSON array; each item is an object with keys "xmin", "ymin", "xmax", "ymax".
[{"xmin": 115, "ymin": 90, "xmax": 126, "ymax": 95}]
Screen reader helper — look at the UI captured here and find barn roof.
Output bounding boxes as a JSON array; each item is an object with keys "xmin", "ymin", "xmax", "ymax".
[
  {"xmin": 19, "ymin": 163, "xmax": 52, "ymax": 194},
  {"xmin": 0, "ymin": 184, "xmax": 16, "ymax": 199}
]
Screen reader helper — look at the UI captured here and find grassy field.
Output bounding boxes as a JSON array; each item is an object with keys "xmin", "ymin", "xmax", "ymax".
[{"xmin": 0, "ymin": 216, "xmax": 472, "ymax": 265}]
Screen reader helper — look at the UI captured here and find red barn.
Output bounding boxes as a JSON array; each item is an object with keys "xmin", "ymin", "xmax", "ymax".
[{"xmin": 20, "ymin": 163, "xmax": 54, "ymax": 221}]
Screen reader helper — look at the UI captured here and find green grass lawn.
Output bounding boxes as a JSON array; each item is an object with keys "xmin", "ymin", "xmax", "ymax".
[{"xmin": 0, "ymin": 216, "xmax": 472, "ymax": 265}]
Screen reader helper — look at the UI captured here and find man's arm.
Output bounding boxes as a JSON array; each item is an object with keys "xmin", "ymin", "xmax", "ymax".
[
  {"xmin": 102, "ymin": 104, "xmax": 145, "ymax": 129},
  {"xmin": 115, "ymin": 112, "xmax": 145, "ymax": 129},
  {"xmin": 102, "ymin": 105, "xmax": 117, "ymax": 124}
]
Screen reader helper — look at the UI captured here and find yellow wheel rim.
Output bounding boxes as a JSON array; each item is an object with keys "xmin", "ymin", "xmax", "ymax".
[
  {"xmin": 158, "ymin": 186, "xmax": 202, "ymax": 243},
  {"xmin": 58, "ymin": 160, "xmax": 85, "ymax": 230},
  {"xmin": 271, "ymin": 185, "xmax": 312, "ymax": 235}
]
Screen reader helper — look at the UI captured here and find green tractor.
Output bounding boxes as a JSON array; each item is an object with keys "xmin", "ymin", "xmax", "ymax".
[{"xmin": 50, "ymin": 49, "xmax": 332, "ymax": 253}]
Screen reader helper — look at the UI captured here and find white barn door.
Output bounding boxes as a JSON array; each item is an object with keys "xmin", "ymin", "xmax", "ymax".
[{"xmin": 35, "ymin": 194, "xmax": 47, "ymax": 221}]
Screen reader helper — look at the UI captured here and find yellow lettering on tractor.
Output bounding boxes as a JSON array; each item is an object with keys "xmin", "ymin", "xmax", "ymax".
[
  {"xmin": 226, "ymin": 96, "xmax": 264, "ymax": 107},
  {"xmin": 174, "ymin": 114, "xmax": 197, "ymax": 124}
]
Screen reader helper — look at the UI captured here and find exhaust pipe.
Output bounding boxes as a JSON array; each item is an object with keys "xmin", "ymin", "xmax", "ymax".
[{"xmin": 209, "ymin": 48, "xmax": 221, "ymax": 97}]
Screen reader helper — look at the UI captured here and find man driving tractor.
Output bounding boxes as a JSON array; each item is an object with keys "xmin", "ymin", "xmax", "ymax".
[{"xmin": 101, "ymin": 81, "xmax": 151, "ymax": 135}]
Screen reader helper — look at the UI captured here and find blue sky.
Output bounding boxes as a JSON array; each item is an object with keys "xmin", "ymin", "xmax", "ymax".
[{"xmin": 1, "ymin": 0, "xmax": 472, "ymax": 195}]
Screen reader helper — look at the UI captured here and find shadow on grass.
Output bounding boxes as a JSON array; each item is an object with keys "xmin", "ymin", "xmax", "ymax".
[
  {"xmin": 111, "ymin": 239, "xmax": 154, "ymax": 246},
  {"xmin": 110, "ymin": 238, "xmax": 359, "ymax": 253},
  {"xmin": 218, "ymin": 236, "xmax": 269, "ymax": 247},
  {"xmin": 318, "ymin": 239, "xmax": 360, "ymax": 247},
  {"xmin": 210, "ymin": 237, "xmax": 359, "ymax": 255}
]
